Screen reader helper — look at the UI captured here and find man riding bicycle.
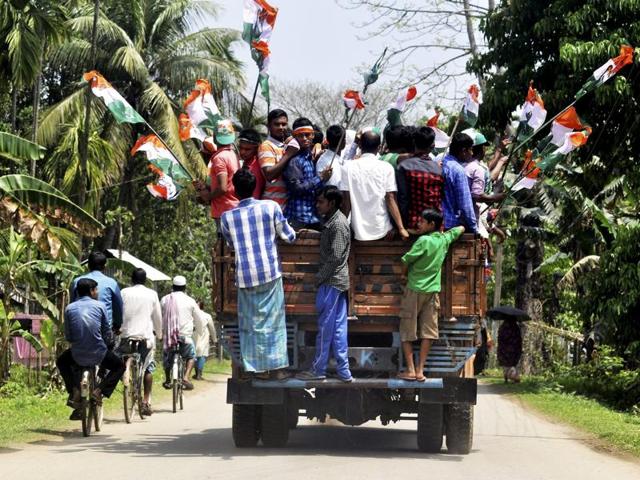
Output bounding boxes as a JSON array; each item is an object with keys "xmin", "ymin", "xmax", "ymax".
[
  {"xmin": 118, "ymin": 268, "xmax": 162, "ymax": 416},
  {"xmin": 161, "ymin": 275, "xmax": 202, "ymax": 391},
  {"xmin": 56, "ymin": 278, "xmax": 125, "ymax": 420}
]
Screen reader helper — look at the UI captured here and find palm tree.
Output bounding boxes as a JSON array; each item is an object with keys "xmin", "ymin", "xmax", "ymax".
[{"xmin": 38, "ymin": 0, "xmax": 245, "ymax": 212}]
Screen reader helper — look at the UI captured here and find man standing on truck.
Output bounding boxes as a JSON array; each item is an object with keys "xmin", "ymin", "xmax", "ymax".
[
  {"xmin": 221, "ymin": 169, "xmax": 297, "ymax": 380},
  {"xmin": 398, "ymin": 210, "xmax": 464, "ymax": 381},
  {"xmin": 297, "ymin": 186, "xmax": 353, "ymax": 382},
  {"xmin": 442, "ymin": 133, "xmax": 478, "ymax": 234}
]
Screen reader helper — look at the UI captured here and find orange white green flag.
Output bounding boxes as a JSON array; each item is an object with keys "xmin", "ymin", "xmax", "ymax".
[
  {"xmin": 183, "ymin": 79, "xmax": 221, "ymax": 131},
  {"xmin": 83, "ymin": 71, "xmax": 145, "ymax": 124},
  {"xmin": 534, "ymin": 106, "xmax": 589, "ymax": 156},
  {"xmin": 131, "ymin": 135, "xmax": 191, "ymax": 201},
  {"xmin": 343, "ymin": 90, "xmax": 365, "ymax": 110},
  {"xmin": 178, "ymin": 114, "xmax": 207, "ymax": 142},
  {"xmin": 536, "ymin": 129, "xmax": 590, "ymax": 172},
  {"xmin": 425, "ymin": 109, "xmax": 450, "ymax": 149},
  {"xmin": 243, "ymin": 0, "xmax": 278, "ymax": 103},
  {"xmin": 575, "ymin": 45, "xmax": 634, "ymax": 99},
  {"xmin": 512, "ymin": 150, "xmax": 541, "ymax": 191},
  {"xmin": 518, "ymin": 85, "xmax": 547, "ymax": 139},
  {"xmin": 462, "ymin": 84, "xmax": 482, "ymax": 127}
]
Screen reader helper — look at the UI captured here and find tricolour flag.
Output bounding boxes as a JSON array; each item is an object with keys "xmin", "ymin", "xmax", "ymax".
[
  {"xmin": 536, "ymin": 130, "xmax": 590, "ymax": 172},
  {"xmin": 243, "ymin": 0, "xmax": 278, "ymax": 104},
  {"xmin": 183, "ymin": 79, "xmax": 221, "ymax": 130},
  {"xmin": 518, "ymin": 85, "xmax": 547, "ymax": 139},
  {"xmin": 343, "ymin": 90, "xmax": 365, "ymax": 110},
  {"xmin": 389, "ymin": 86, "xmax": 417, "ymax": 112},
  {"xmin": 131, "ymin": 135, "xmax": 191, "ymax": 201},
  {"xmin": 178, "ymin": 114, "xmax": 207, "ymax": 142},
  {"xmin": 146, "ymin": 164, "xmax": 179, "ymax": 201},
  {"xmin": 462, "ymin": 84, "xmax": 482, "ymax": 127},
  {"xmin": 512, "ymin": 150, "xmax": 541, "ymax": 191},
  {"xmin": 425, "ymin": 109, "xmax": 450, "ymax": 149},
  {"xmin": 83, "ymin": 70, "xmax": 145, "ymax": 124},
  {"xmin": 534, "ymin": 106, "xmax": 589, "ymax": 156},
  {"xmin": 576, "ymin": 45, "xmax": 634, "ymax": 99}
]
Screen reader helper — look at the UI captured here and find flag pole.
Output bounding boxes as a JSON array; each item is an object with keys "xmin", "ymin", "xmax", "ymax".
[
  {"xmin": 247, "ymin": 74, "xmax": 261, "ymax": 125},
  {"xmin": 143, "ymin": 122, "xmax": 194, "ymax": 181}
]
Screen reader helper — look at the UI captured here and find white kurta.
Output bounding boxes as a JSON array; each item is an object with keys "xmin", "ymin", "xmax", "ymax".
[{"xmin": 193, "ymin": 310, "xmax": 217, "ymax": 357}]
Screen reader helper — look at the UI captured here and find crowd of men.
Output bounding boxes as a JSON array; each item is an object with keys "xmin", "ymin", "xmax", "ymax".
[
  {"xmin": 56, "ymin": 252, "xmax": 216, "ymax": 419},
  {"xmin": 197, "ymin": 109, "xmax": 509, "ymax": 382}
]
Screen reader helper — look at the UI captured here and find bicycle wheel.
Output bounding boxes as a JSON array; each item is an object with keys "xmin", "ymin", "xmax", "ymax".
[
  {"xmin": 179, "ymin": 358, "xmax": 184, "ymax": 411},
  {"xmin": 93, "ymin": 399, "xmax": 103, "ymax": 432},
  {"xmin": 81, "ymin": 397, "xmax": 92, "ymax": 437},
  {"xmin": 172, "ymin": 379, "xmax": 178, "ymax": 413},
  {"xmin": 123, "ymin": 357, "xmax": 135, "ymax": 423},
  {"xmin": 135, "ymin": 361, "xmax": 146, "ymax": 419}
]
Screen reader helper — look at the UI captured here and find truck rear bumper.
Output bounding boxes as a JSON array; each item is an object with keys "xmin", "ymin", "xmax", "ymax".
[{"xmin": 226, "ymin": 377, "xmax": 477, "ymax": 405}]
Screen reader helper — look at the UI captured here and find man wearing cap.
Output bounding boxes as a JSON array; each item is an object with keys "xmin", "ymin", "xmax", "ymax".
[
  {"xmin": 461, "ymin": 128, "xmax": 507, "ymax": 232},
  {"xmin": 160, "ymin": 275, "xmax": 202, "ymax": 391},
  {"xmin": 196, "ymin": 119, "xmax": 240, "ymax": 226}
]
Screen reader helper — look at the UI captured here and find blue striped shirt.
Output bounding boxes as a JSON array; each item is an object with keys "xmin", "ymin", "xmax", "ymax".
[
  {"xmin": 221, "ymin": 198, "xmax": 297, "ymax": 288},
  {"xmin": 442, "ymin": 154, "xmax": 478, "ymax": 233}
]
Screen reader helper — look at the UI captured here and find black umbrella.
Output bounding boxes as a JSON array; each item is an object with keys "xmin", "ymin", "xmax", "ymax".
[{"xmin": 487, "ymin": 306, "xmax": 531, "ymax": 321}]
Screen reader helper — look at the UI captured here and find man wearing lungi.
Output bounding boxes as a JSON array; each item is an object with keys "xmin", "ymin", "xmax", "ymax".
[{"xmin": 221, "ymin": 169, "xmax": 297, "ymax": 380}]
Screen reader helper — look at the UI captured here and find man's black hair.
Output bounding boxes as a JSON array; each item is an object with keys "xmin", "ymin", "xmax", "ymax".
[
  {"xmin": 449, "ymin": 132, "xmax": 474, "ymax": 158},
  {"xmin": 77, "ymin": 278, "xmax": 98, "ymax": 297},
  {"xmin": 318, "ymin": 185, "xmax": 343, "ymax": 209},
  {"xmin": 292, "ymin": 117, "xmax": 313, "ymax": 130},
  {"xmin": 312, "ymin": 124, "xmax": 324, "ymax": 145},
  {"xmin": 421, "ymin": 208, "xmax": 444, "ymax": 230},
  {"xmin": 88, "ymin": 251, "xmax": 107, "ymax": 271},
  {"xmin": 131, "ymin": 268, "xmax": 146, "ymax": 285},
  {"xmin": 232, "ymin": 168, "xmax": 257, "ymax": 200},
  {"xmin": 384, "ymin": 125, "xmax": 404, "ymax": 152},
  {"xmin": 238, "ymin": 128, "xmax": 261, "ymax": 145},
  {"xmin": 401, "ymin": 126, "xmax": 417, "ymax": 153},
  {"xmin": 414, "ymin": 126, "xmax": 436, "ymax": 152},
  {"xmin": 472, "ymin": 144, "xmax": 485, "ymax": 158},
  {"xmin": 360, "ymin": 130, "xmax": 381, "ymax": 154},
  {"xmin": 172, "ymin": 285, "xmax": 186, "ymax": 292},
  {"xmin": 267, "ymin": 109, "xmax": 288, "ymax": 124},
  {"xmin": 326, "ymin": 125, "xmax": 345, "ymax": 150}
]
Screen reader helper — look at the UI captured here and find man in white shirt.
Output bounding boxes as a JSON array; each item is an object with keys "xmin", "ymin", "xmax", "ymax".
[
  {"xmin": 192, "ymin": 301, "xmax": 218, "ymax": 380},
  {"xmin": 118, "ymin": 268, "xmax": 162, "ymax": 415},
  {"xmin": 160, "ymin": 275, "xmax": 202, "ymax": 391},
  {"xmin": 339, "ymin": 130, "xmax": 409, "ymax": 241},
  {"xmin": 315, "ymin": 125, "xmax": 346, "ymax": 187}
]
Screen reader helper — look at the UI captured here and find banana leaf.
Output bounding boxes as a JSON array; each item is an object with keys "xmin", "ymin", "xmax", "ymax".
[{"xmin": 0, "ymin": 132, "xmax": 46, "ymax": 163}]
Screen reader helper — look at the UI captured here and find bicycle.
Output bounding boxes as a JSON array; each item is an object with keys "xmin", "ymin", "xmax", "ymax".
[
  {"xmin": 121, "ymin": 337, "xmax": 147, "ymax": 423},
  {"xmin": 169, "ymin": 345, "xmax": 185, "ymax": 413},
  {"xmin": 78, "ymin": 365, "xmax": 103, "ymax": 437}
]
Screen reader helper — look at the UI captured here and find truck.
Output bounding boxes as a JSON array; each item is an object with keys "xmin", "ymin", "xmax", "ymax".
[{"xmin": 213, "ymin": 233, "xmax": 485, "ymax": 453}]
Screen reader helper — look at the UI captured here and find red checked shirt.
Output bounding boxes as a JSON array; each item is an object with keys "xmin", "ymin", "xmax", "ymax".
[{"xmin": 397, "ymin": 155, "xmax": 444, "ymax": 230}]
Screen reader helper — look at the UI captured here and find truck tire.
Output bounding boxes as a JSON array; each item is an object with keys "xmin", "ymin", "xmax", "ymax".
[
  {"xmin": 417, "ymin": 403, "xmax": 443, "ymax": 453},
  {"xmin": 445, "ymin": 404, "xmax": 474, "ymax": 454},
  {"xmin": 261, "ymin": 404, "xmax": 289, "ymax": 447},
  {"xmin": 232, "ymin": 404, "xmax": 261, "ymax": 448}
]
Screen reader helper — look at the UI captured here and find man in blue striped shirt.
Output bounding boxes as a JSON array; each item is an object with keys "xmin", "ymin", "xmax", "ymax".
[
  {"xmin": 442, "ymin": 133, "xmax": 479, "ymax": 234},
  {"xmin": 221, "ymin": 169, "xmax": 296, "ymax": 379}
]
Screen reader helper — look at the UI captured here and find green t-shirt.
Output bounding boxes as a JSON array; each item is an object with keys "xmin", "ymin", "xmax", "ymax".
[
  {"xmin": 380, "ymin": 152, "xmax": 399, "ymax": 168},
  {"xmin": 401, "ymin": 227, "xmax": 464, "ymax": 293}
]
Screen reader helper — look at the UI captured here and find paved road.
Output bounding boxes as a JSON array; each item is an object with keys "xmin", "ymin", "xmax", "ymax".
[{"xmin": 2, "ymin": 376, "xmax": 639, "ymax": 480}]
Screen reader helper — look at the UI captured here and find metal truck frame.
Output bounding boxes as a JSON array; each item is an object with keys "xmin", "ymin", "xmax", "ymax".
[{"xmin": 213, "ymin": 233, "xmax": 485, "ymax": 453}]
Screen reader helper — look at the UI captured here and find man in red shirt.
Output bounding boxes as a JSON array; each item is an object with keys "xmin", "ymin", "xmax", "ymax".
[
  {"xmin": 196, "ymin": 119, "xmax": 240, "ymax": 225},
  {"xmin": 237, "ymin": 128, "xmax": 265, "ymax": 199}
]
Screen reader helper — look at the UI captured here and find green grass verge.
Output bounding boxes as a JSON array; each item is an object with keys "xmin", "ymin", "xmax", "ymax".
[
  {"xmin": 0, "ymin": 357, "xmax": 231, "ymax": 448},
  {"xmin": 481, "ymin": 372, "xmax": 640, "ymax": 458}
]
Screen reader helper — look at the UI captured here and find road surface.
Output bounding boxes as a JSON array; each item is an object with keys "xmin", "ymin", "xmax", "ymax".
[{"xmin": 1, "ymin": 376, "xmax": 639, "ymax": 480}]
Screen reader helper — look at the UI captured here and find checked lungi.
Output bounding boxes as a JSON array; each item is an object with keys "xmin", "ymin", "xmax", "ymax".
[
  {"xmin": 237, "ymin": 277, "xmax": 289, "ymax": 372},
  {"xmin": 311, "ymin": 285, "xmax": 350, "ymax": 378}
]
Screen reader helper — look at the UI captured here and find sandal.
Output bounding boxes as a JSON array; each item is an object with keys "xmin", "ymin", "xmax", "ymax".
[
  {"xmin": 397, "ymin": 372, "xmax": 416, "ymax": 381},
  {"xmin": 415, "ymin": 374, "xmax": 427, "ymax": 382}
]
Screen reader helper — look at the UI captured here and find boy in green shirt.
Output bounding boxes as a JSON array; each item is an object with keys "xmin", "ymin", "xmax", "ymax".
[{"xmin": 398, "ymin": 209, "xmax": 464, "ymax": 381}]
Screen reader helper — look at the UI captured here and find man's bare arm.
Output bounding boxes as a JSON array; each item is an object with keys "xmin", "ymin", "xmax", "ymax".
[{"xmin": 385, "ymin": 192, "xmax": 409, "ymax": 239}]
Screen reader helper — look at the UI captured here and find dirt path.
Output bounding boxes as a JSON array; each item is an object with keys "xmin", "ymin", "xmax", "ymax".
[{"xmin": 1, "ymin": 377, "xmax": 639, "ymax": 479}]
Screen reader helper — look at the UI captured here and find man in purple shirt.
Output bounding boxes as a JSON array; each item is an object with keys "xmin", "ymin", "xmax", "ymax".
[{"xmin": 442, "ymin": 133, "xmax": 479, "ymax": 233}]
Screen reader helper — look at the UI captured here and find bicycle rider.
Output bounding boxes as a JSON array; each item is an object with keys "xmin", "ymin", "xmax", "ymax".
[
  {"xmin": 160, "ymin": 275, "xmax": 202, "ymax": 391},
  {"xmin": 118, "ymin": 268, "xmax": 162, "ymax": 416},
  {"xmin": 56, "ymin": 278, "xmax": 125, "ymax": 420}
]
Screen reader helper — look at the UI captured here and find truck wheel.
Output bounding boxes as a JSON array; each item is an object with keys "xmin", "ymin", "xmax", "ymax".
[
  {"xmin": 417, "ymin": 403, "xmax": 443, "ymax": 453},
  {"xmin": 232, "ymin": 404, "xmax": 261, "ymax": 448},
  {"xmin": 287, "ymin": 405, "xmax": 299, "ymax": 429},
  {"xmin": 445, "ymin": 404, "xmax": 474, "ymax": 454},
  {"xmin": 261, "ymin": 404, "xmax": 289, "ymax": 447}
]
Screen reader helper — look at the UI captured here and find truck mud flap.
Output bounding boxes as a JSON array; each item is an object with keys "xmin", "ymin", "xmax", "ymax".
[
  {"xmin": 226, "ymin": 378, "xmax": 285, "ymax": 405},
  {"xmin": 419, "ymin": 377, "xmax": 477, "ymax": 405}
]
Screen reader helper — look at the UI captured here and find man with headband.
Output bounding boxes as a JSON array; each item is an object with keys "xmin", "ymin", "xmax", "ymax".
[
  {"xmin": 237, "ymin": 128, "xmax": 265, "ymax": 199},
  {"xmin": 283, "ymin": 117, "xmax": 332, "ymax": 230}
]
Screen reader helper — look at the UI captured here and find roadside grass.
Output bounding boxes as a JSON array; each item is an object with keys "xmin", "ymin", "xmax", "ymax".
[
  {"xmin": 0, "ymin": 357, "xmax": 231, "ymax": 448},
  {"xmin": 481, "ymin": 371, "xmax": 640, "ymax": 458}
]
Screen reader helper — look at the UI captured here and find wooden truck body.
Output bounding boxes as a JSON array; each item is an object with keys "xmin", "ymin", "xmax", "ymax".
[{"xmin": 214, "ymin": 233, "xmax": 484, "ymax": 453}]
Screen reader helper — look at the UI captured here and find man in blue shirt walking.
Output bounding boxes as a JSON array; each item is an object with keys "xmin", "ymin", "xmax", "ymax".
[
  {"xmin": 442, "ymin": 133, "xmax": 479, "ymax": 233},
  {"xmin": 57, "ymin": 278, "xmax": 125, "ymax": 420},
  {"xmin": 71, "ymin": 251, "xmax": 123, "ymax": 331}
]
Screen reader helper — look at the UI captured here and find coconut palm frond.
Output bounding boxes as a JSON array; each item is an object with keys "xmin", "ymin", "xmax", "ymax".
[
  {"xmin": 68, "ymin": 14, "xmax": 135, "ymax": 48},
  {"xmin": 109, "ymin": 45, "xmax": 149, "ymax": 84}
]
